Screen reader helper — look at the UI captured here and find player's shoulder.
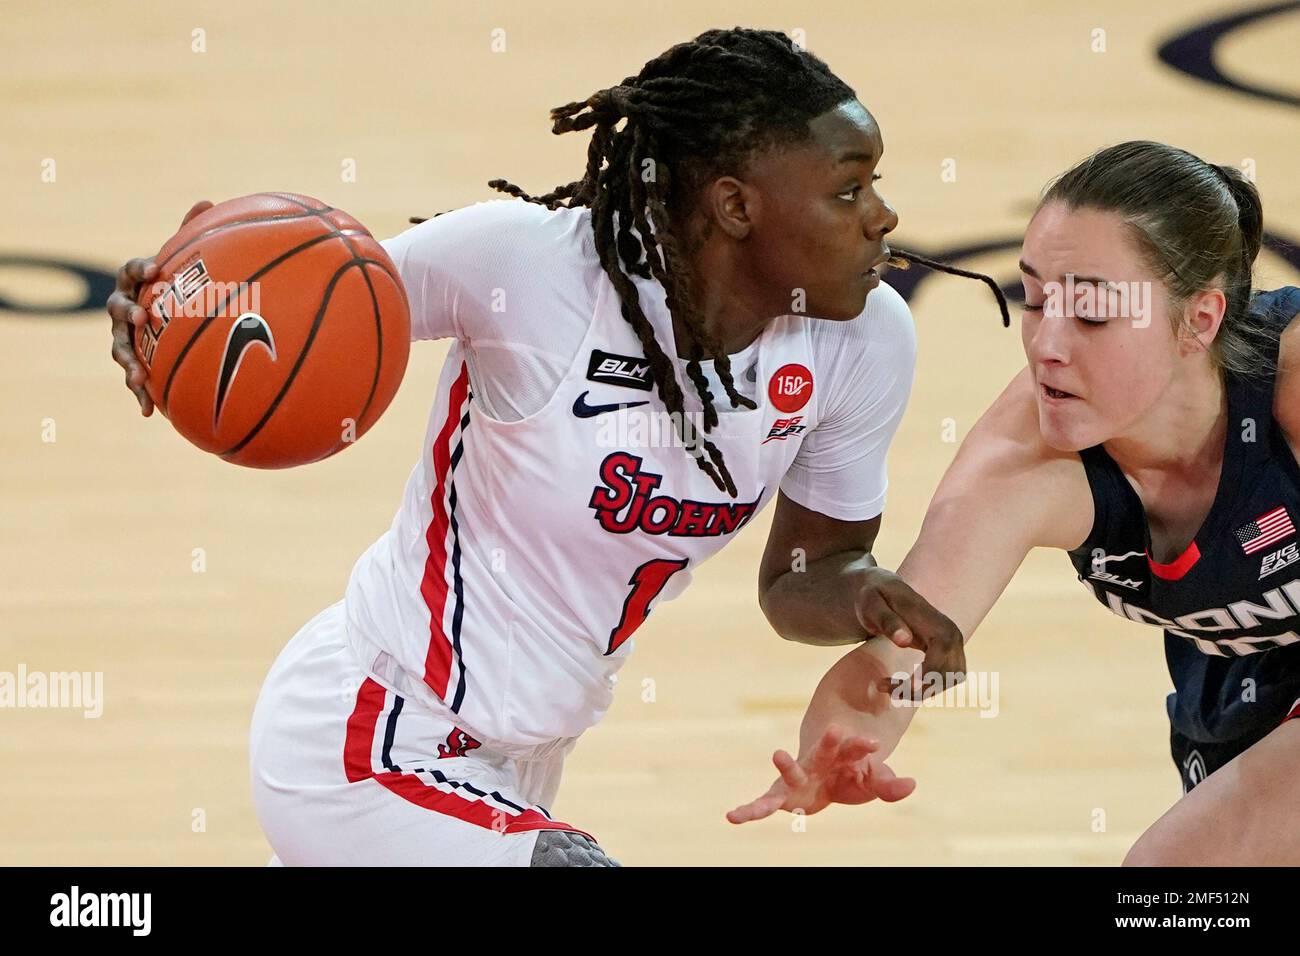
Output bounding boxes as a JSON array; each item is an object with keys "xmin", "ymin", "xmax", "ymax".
[
  {"xmin": 950, "ymin": 366, "xmax": 1092, "ymax": 547},
  {"xmin": 1269, "ymin": 286, "xmax": 1300, "ymax": 438},
  {"xmin": 963, "ymin": 366, "xmax": 1050, "ymax": 462},
  {"xmin": 421, "ymin": 197, "xmax": 583, "ymax": 234},
  {"xmin": 383, "ymin": 199, "xmax": 593, "ymax": 273},
  {"xmin": 806, "ymin": 280, "xmax": 915, "ymax": 353},
  {"xmin": 801, "ymin": 280, "xmax": 916, "ymax": 386}
]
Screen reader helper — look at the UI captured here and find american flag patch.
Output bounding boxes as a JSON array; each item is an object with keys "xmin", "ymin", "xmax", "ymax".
[{"xmin": 1236, "ymin": 506, "xmax": 1296, "ymax": 555}]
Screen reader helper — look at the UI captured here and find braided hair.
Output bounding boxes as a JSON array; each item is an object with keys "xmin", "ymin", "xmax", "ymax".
[{"xmin": 420, "ymin": 28, "xmax": 1009, "ymax": 496}]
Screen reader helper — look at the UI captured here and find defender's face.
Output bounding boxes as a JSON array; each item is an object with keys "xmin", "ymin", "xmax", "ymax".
[{"xmin": 1019, "ymin": 202, "xmax": 1181, "ymax": 451}]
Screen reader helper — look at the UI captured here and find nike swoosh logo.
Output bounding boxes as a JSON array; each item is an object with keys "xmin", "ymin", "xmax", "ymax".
[
  {"xmin": 215, "ymin": 312, "xmax": 276, "ymax": 427},
  {"xmin": 572, "ymin": 390, "xmax": 649, "ymax": 419}
]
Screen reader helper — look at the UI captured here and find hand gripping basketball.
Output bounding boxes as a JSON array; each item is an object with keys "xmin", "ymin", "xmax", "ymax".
[
  {"xmin": 107, "ymin": 193, "xmax": 410, "ymax": 467},
  {"xmin": 108, "ymin": 201, "xmax": 214, "ymax": 416}
]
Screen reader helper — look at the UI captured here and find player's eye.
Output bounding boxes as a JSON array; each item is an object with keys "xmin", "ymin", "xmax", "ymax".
[
  {"xmin": 837, "ymin": 175, "xmax": 882, "ymax": 203},
  {"xmin": 1023, "ymin": 302, "xmax": 1044, "ymax": 313}
]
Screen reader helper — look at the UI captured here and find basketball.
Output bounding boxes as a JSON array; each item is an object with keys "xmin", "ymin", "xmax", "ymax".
[{"xmin": 133, "ymin": 192, "xmax": 410, "ymax": 467}]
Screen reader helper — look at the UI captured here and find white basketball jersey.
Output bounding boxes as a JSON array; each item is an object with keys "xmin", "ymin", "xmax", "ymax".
[{"xmin": 345, "ymin": 201, "xmax": 914, "ymax": 754}]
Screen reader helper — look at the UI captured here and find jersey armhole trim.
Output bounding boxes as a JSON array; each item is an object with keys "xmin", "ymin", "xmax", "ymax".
[{"xmin": 463, "ymin": 268, "xmax": 609, "ymax": 430}]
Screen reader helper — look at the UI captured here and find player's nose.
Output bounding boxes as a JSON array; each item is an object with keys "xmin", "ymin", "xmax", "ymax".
[
  {"xmin": 1027, "ymin": 313, "xmax": 1072, "ymax": 366},
  {"xmin": 863, "ymin": 191, "xmax": 897, "ymax": 239}
]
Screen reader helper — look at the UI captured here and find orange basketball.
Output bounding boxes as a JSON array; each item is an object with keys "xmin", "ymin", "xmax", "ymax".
[{"xmin": 134, "ymin": 192, "xmax": 410, "ymax": 467}]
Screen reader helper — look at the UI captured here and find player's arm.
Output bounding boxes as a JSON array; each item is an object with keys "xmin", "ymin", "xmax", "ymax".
[
  {"xmin": 731, "ymin": 367, "xmax": 1093, "ymax": 822},
  {"xmin": 380, "ymin": 225, "xmax": 462, "ymax": 344},
  {"xmin": 896, "ymin": 367, "xmax": 1092, "ymax": 635},
  {"xmin": 1271, "ymin": 304, "xmax": 1300, "ymax": 454},
  {"xmin": 758, "ymin": 493, "xmax": 963, "ymax": 676},
  {"xmin": 806, "ymin": 367, "xmax": 1091, "ymax": 749},
  {"xmin": 758, "ymin": 283, "xmax": 963, "ymax": 676},
  {"xmin": 757, "ymin": 496, "xmax": 879, "ymax": 644},
  {"xmin": 380, "ymin": 199, "xmax": 568, "ymax": 344}
]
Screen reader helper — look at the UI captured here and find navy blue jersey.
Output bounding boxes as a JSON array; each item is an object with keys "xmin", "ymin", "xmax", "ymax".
[{"xmin": 1067, "ymin": 287, "xmax": 1300, "ymax": 743}]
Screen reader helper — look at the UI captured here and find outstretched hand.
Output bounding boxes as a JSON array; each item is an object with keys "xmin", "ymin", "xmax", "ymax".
[{"xmin": 726, "ymin": 724, "xmax": 916, "ymax": 824}]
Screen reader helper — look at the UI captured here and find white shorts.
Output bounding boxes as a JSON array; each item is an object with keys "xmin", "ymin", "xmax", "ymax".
[{"xmin": 249, "ymin": 600, "xmax": 597, "ymax": 865}]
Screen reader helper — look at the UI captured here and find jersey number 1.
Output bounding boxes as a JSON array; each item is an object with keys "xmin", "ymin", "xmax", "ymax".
[{"xmin": 606, "ymin": 557, "xmax": 689, "ymax": 655}]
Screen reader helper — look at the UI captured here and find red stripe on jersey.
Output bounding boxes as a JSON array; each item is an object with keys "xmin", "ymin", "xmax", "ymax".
[
  {"xmin": 1147, "ymin": 541, "xmax": 1201, "ymax": 581},
  {"xmin": 341, "ymin": 677, "xmax": 592, "ymax": 839},
  {"xmin": 420, "ymin": 361, "xmax": 470, "ymax": 698},
  {"xmin": 344, "ymin": 677, "xmax": 387, "ymax": 783}
]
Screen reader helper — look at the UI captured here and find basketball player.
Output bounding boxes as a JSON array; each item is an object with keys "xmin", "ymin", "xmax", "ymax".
[
  {"xmin": 105, "ymin": 29, "xmax": 1006, "ymax": 865},
  {"xmin": 731, "ymin": 141, "xmax": 1300, "ymax": 865}
]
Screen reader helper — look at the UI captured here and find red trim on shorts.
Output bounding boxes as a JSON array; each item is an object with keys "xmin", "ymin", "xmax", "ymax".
[
  {"xmin": 1147, "ymin": 541, "xmax": 1201, "ymax": 581},
  {"xmin": 342, "ymin": 677, "xmax": 591, "ymax": 839},
  {"xmin": 1285, "ymin": 697, "xmax": 1300, "ymax": 723},
  {"xmin": 420, "ymin": 362, "xmax": 470, "ymax": 698},
  {"xmin": 344, "ymin": 676, "xmax": 387, "ymax": 782},
  {"xmin": 368, "ymin": 772, "xmax": 590, "ymax": 838}
]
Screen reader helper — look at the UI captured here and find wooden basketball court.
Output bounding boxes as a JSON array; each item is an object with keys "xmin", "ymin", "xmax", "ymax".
[{"xmin": 3, "ymin": 0, "xmax": 1298, "ymax": 864}]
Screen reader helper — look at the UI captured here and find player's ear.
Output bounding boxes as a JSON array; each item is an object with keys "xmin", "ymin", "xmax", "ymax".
[
  {"xmin": 702, "ymin": 176, "xmax": 756, "ymax": 240},
  {"xmin": 1180, "ymin": 287, "xmax": 1227, "ymax": 354}
]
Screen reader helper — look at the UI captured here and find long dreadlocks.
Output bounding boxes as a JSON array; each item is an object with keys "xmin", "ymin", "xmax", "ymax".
[{"xmin": 419, "ymin": 27, "xmax": 1009, "ymax": 496}]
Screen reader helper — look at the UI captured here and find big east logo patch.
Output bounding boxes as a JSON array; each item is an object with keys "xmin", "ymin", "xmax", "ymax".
[
  {"xmin": 769, "ymin": 363, "xmax": 813, "ymax": 413},
  {"xmin": 762, "ymin": 416, "xmax": 806, "ymax": 444}
]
